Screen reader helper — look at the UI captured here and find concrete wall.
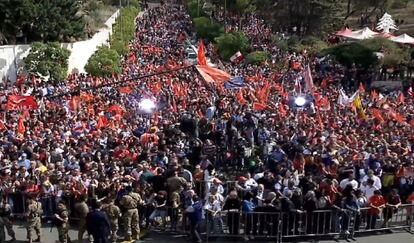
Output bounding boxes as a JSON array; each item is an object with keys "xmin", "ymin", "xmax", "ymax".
[{"xmin": 0, "ymin": 10, "xmax": 120, "ymax": 82}]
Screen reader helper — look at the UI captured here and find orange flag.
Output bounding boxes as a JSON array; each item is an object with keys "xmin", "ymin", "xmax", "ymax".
[
  {"xmin": 0, "ymin": 120, "xmax": 7, "ymax": 132},
  {"xmin": 236, "ymin": 89, "xmax": 247, "ymax": 105},
  {"xmin": 119, "ymin": 86, "xmax": 133, "ymax": 94},
  {"xmin": 107, "ymin": 105, "xmax": 125, "ymax": 117},
  {"xmin": 371, "ymin": 108, "xmax": 384, "ymax": 122},
  {"xmin": 359, "ymin": 82, "xmax": 365, "ymax": 93},
  {"xmin": 397, "ymin": 92, "xmax": 405, "ymax": 104},
  {"xmin": 80, "ymin": 92, "xmax": 93, "ymax": 102},
  {"xmin": 253, "ymin": 102, "xmax": 267, "ymax": 111},
  {"xmin": 197, "ymin": 39, "xmax": 207, "ymax": 66},
  {"xmin": 69, "ymin": 96, "xmax": 79, "ymax": 111},
  {"xmin": 371, "ymin": 90, "xmax": 378, "ymax": 101},
  {"xmin": 320, "ymin": 78, "xmax": 328, "ymax": 89},
  {"xmin": 278, "ymin": 103, "xmax": 287, "ymax": 118},
  {"xmin": 96, "ymin": 115, "xmax": 108, "ymax": 130}
]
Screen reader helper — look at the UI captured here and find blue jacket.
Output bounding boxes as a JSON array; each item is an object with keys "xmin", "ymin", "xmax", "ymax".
[
  {"xmin": 188, "ymin": 201, "xmax": 203, "ymax": 224},
  {"xmin": 86, "ymin": 210, "xmax": 111, "ymax": 242}
]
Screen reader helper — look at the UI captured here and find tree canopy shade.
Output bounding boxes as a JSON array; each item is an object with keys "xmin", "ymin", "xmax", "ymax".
[
  {"xmin": 324, "ymin": 42, "xmax": 378, "ymax": 68},
  {"xmin": 215, "ymin": 32, "xmax": 250, "ymax": 61},
  {"xmin": 193, "ymin": 17, "xmax": 225, "ymax": 42},
  {"xmin": 85, "ymin": 46, "xmax": 122, "ymax": 77},
  {"xmin": 0, "ymin": 0, "xmax": 85, "ymax": 44},
  {"xmin": 24, "ymin": 42, "xmax": 71, "ymax": 82}
]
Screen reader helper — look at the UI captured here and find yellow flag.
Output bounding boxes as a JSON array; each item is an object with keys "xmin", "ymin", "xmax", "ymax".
[{"xmin": 353, "ymin": 95, "xmax": 366, "ymax": 120}]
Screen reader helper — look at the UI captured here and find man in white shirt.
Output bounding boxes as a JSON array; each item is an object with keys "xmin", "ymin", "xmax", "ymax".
[
  {"xmin": 339, "ymin": 173, "xmax": 359, "ymax": 190},
  {"xmin": 361, "ymin": 169, "xmax": 382, "ymax": 190},
  {"xmin": 360, "ymin": 179, "xmax": 378, "ymax": 199}
]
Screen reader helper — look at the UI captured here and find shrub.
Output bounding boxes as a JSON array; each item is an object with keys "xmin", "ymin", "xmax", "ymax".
[
  {"xmin": 193, "ymin": 17, "xmax": 225, "ymax": 42},
  {"xmin": 246, "ymin": 51, "xmax": 270, "ymax": 65},
  {"xmin": 24, "ymin": 42, "xmax": 71, "ymax": 82},
  {"xmin": 215, "ymin": 32, "xmax": 250, "ymax": 61},
  {"xmin": 85, "ymin": 45, "xmax": 122, "ymax": 77},
  {"xmin": 360, "ymin": 37, "xmax": 410, "ymax": 66}
]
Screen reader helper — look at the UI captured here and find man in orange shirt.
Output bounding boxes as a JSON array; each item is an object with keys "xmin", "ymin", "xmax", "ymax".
[{"xmin": 366, "ymin": 190, "xmax": 386, "ymax": 229}]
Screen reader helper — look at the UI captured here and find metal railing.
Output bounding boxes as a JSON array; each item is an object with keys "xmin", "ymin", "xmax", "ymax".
[{"xmin": 205, "ymin": 204, "xmax": 414, "ymax": 242}]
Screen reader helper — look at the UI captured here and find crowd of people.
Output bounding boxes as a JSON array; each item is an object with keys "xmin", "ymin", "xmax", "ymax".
[{"xmin": 0, "ymin": 1, "xmax": 414, "ymax": 243}]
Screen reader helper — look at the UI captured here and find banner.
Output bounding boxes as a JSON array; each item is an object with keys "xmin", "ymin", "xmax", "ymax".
[
  {"xmin": 6, "ymin": 95, "xmax": 38, "ymax": 111},
  {"xmin": 224, "ymin": 76, "xmax": 245, "ymax": 89}
]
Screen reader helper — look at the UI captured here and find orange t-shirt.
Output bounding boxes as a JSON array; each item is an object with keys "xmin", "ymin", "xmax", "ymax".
[{"xmin": 368, "ymin": 195, "xmax": 386, "ymax": 215}]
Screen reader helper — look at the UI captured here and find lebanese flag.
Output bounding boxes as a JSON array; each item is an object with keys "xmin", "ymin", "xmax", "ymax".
[
  {"xmin": 6, "ymin": 95, "xmax": 38, "ymax": 111},
  {"xmin": 197, "ymin": 39, "xmax": 207, "ymax": 66},
  {"xmin": 230, "ymin": 51, "xmax": 244, "ymax": 64},
  {"xmin": 408, "ymin": 87, "xmax": 413, "ymax": 98}
]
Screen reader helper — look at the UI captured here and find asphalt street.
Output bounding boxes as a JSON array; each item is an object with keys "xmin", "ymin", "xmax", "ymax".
[{"xmin": 4, "ymin": 223, "xmax": 414, "ymax": 243}]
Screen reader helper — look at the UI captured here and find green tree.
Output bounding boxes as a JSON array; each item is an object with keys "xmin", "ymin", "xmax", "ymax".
[
  {"xmin": 24, "ymin": 42, "xmax": 71, "ymax": 82},
  {"xmin": 193, "ymin": 17, "xmax": 225, "ymax": 41},
  {"xmin": 246, "ymin": 51, "xmax": 270, "ymax": 64},
  {"xmin": 324, "ymin": 42, "xmax": 378, "ymax": 68},
  {"xmin": 215, "ymin": 32, "xmax": 250, "ymax": 60},
  {"xmin": 0, "ymin": 0, "xmax": 37, "ymax": 44},
  {"xmin": 85, "ymin": 45, "xmax": 122, "ymax": 77},
  {"xmin": 256, "ymin": 0, "xmax": 342, "ymax": 35},
  {"xmin": 0, "ymin": 0, "xmax": 85, "ymax": 44}
]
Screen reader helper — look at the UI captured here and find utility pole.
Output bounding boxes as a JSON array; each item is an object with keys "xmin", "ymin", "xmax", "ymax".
[
  {"xmin": 197, "ymin": 0, "xmax": 200, "ymax": 17},
  {"xmin": 119, "ymin": 0, "xmax": 123, "ymax": 45}
]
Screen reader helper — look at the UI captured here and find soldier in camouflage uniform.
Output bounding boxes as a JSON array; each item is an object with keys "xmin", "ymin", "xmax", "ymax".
[
  {"xmin": 75, "ymin": 195, "xmax": 91, "ymax": 242},
  {"xmin": 26, "ymin": 195, "xmax": 42, "ymax": 243},
  {"xmin": 102, "ymin": 197, "xmax": 121, "ymax": 242},
  {"xmin": 119, "ymin": 186, "xmax": 142, "ymax": 241},
  {"xmin": 0, "ymin": 196, "xmax": 15, "ymax": 242},
  {"xmin": 55, "ymin": 201, "xmax": 70, "ymax": 243}
]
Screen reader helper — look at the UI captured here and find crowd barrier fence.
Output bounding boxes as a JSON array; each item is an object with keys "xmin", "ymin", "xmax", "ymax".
[
  {"xmin": 204, "ymin": 204, "xmax": 414, "ymax": 242},
  {"xmin": 6, "ymin": 192, "xmax": 414, "ymax": 242}
]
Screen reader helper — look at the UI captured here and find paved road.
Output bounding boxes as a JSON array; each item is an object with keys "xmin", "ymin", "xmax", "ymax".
[{"xmin": 4, "ymin": 222, "xmax": 414, "ymax": 243}]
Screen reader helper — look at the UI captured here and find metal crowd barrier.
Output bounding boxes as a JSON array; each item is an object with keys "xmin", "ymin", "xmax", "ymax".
[
  {"xmin": 7, "ymin": 192, "xmax": 77, "ymax": 220},
  {"xmin": 205, "ymin": 204, "xmax": 414, "ymax": 242}
]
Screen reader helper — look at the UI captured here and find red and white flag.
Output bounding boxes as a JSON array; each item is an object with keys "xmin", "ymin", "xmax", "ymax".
[
  {"xmin": 230, "ymin": 51, "xmax": 244, "ymax": 64},
  {"xmin": 303, "ymin": 65, "xmax": 314, "ymax": 94},
  {"xmin": 408, "ymin": 87, "xmax": 413, "ymax": 97}
]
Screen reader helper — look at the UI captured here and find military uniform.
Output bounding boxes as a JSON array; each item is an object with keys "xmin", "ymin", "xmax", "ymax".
[
  {"xmin": 119, "ymin": 192, "xmax": 142, "ymax": 241},
  {"xmin": 102, "ymin": 201, "xmax": 121, "ymax": 242},
  {"xmin": 26, "ymin": 200, "xmax": 42, "ymax": 243},
  {"xmin": 0, "ymin": 201, "xmax": 15, "ymax": 242},
  {"xmin": 56, "ymin": 204, "xmax": 70, "ymax": 243},
  {"xmin": 75, "ymin": 200, "xmax": 90, "ymax": 242}
]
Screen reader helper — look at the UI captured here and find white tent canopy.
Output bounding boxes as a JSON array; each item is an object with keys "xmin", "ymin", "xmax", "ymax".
[
  {"xmin": 348, "ymin": 27, "xmax": 379, "ymax": 40},
  {"xmin": 390, "ymin": 33, "xmax": 414, "ymax": 44}
]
